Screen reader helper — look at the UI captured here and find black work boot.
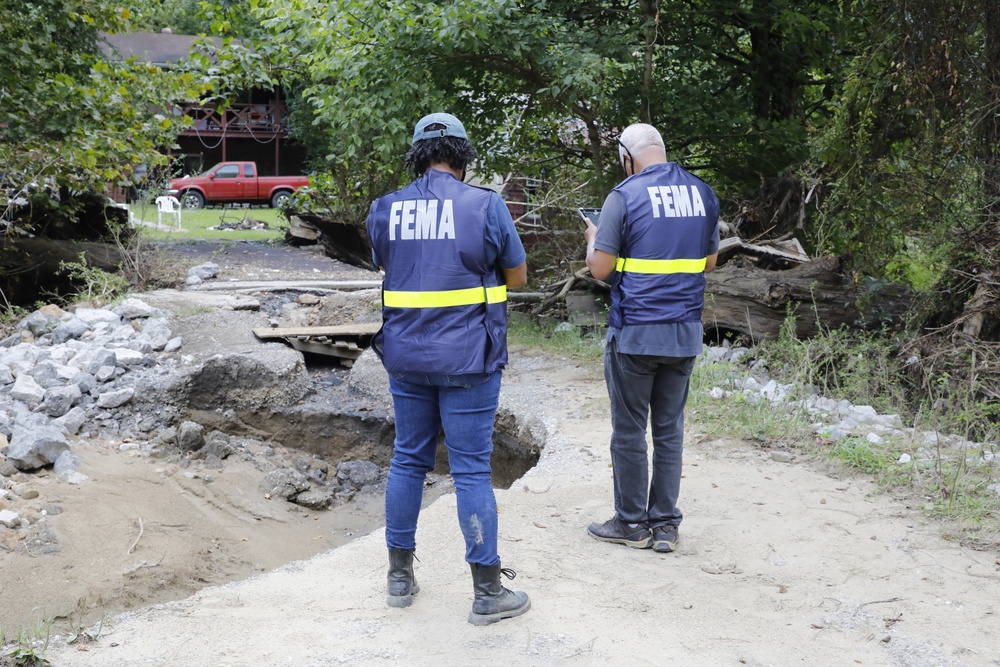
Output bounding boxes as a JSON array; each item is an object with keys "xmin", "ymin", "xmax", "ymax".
[
  {"xmin": 468, "ymin": 562, "xmax": 530, "ymax": 626},
  {"xmin": 386, "ymin": 548, "xmax": 419, "ymax": 608}
]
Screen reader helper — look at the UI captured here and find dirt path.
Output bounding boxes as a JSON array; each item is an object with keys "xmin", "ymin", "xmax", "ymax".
[
  {"xmin": 4, "ymin": 241, "xmax": 998, "ymax": 666},
  {"xmin": 42, "ymin": 349, "xmax": 1000, "ymax": 667}
]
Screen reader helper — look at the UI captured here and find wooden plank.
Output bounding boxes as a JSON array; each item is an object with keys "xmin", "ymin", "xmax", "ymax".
[
  {"xmin": 192, "ymin": 279, "xmax": 383, "ymax": 293},
  {"xmin": 288, "ymin": 339, "xmax": 365, "ymax": 359},
  {"xmin": 254, "ymin": 322, "xmax": 381, "ymax": 339}
]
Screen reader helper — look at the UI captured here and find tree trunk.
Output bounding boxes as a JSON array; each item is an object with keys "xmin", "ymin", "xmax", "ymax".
[
  {"xmin": 702, "ymin": 256, "xmax": 911, "ymax": 343},
  {"xmin": 957, "ymin": 0, "xmax": 1000, "ymax": 340},
  {"xmin": 639, "ymin": 0, "xmax": 658, "ymax": 125}
]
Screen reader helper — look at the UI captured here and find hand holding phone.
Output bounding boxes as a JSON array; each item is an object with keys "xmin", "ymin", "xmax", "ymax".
[{"xmin": 578, "ymin": 207, "xmax": 601, "ymax": 227}]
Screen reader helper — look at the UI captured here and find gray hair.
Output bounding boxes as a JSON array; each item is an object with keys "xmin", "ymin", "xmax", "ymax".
[{"xmin": 618, "ymin": 123, "xmax": 665, "ymax": 163}]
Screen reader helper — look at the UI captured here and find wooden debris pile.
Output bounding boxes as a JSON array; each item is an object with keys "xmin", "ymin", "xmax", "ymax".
[
  {"xmin": 526, "ymin": 233, "xmax": 911, "ymax": 343},
  {"xmin": 286, "ymin": 214, "xmax": 377, "ymax": 272},
  {"xmin": 253, "ymin": 323, "xmax": 381, "ymax": 367}
]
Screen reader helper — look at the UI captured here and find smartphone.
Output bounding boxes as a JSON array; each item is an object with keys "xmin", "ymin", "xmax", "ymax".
[{"xmin": 578, "ymin": 207, "xmax": 601, "ymax": 227}]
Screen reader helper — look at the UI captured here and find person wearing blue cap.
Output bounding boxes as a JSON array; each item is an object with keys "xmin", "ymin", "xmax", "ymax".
[{"xmin": 366, "ymin": 112, "xmax": 530, "ymax": 625}]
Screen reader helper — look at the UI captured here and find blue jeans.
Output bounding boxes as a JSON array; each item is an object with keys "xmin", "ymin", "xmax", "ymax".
[
  {"xmin": 604, "ymin": 338, "xmax": 695, "ymax": 528},
  {"xmin": 385, "ymin": 370, "xmax": 502, "ymax": 566}
]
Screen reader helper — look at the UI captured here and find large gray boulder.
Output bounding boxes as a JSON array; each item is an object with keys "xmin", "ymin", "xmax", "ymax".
[
  {"xmin": 181, "ymin": 347, "xmax": 311, "ymax": 412},
  {"xmin": 337, "ymin": 460, "xmax": 382, "ymax": 489},
  {"xmin": 53, "ymin": 406, "xmax": 87, "ymax": 435},
  {"xmin": 7, "ymin": 421, "xmax": 70, "ymax": 471},
  {"xmin": 73, "ymin": 307, "xmax": 122, "ymax": 328},
  {"xmin": 114, "ymin": 298, "xmax": 159, "ymax": 320},
  {"xmin": 259, "ymin": 468, "xmax": 310, "ymax": 500},
  {"xmin": 30, "ymin": 360, "xmax": 71, "ymax": 389},
  {"xmin": 50, "ymin": 318, "xmax": 91, "ymax": 344},
  {"xmin": 1, "ymin": 344, "xmax": 46, "ymax": 375},
  {"xmin": 19, "ymin": 310, "xmax": 61, "ymax": 337},
  {"xmin": 96, "ymin": 388, "xmax": 134, "ymax": 409},
  {"xmin": 177, "ymin": 421, "xmax": 205, "ymax": 451},
  {"xmin": 41, "ymin": 384, "xmax": 82, "ymax": 417},
  {"xmin": 10, "ymin": 374, "xmax": 45, "ymax": 406}
]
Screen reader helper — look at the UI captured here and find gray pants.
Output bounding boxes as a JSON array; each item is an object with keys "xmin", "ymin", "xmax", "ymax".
[{"xmin": 604, "ymin": 337, "xmax": 695, "ymax": 528}]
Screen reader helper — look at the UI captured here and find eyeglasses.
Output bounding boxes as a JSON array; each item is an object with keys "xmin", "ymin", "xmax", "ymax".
[{"xmin": 617, "ymin": 138, "xmax": 634, "ymax": 174}]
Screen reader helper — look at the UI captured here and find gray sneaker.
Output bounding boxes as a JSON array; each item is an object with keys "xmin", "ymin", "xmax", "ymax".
[
  {"xmin": 651, "ymin": 525, "xmax": 679, "ymax": 553},
  {"xmin": 587, "ymin": 517, "xmax": 652, "ymax": 549}
]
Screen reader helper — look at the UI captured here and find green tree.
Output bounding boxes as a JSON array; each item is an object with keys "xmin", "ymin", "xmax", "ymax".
[
  {"xmin": 0, "ymin": 0, "xmax": 205, "ymax": 202},
  {"xmin": 214, "ymin": 0, "xmax": 848, "ymax": 227},
  {"xmin": 138, "ymin": 0, "xmax": 211, "ymax": 36}
]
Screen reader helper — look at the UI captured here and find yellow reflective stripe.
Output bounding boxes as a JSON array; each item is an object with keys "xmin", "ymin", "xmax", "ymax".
[
  {"xmin": 384, "ymin": 285, "xmax": 507, "ymax": 308},
  {"xmin": 615, "ymin": 256, "xmax": 707, "ymax": 274}
]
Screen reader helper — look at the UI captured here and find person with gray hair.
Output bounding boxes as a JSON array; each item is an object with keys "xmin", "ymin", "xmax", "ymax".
[{"xmin": 582, "ymin": 122, "xmax": 720, "ymax": 553}]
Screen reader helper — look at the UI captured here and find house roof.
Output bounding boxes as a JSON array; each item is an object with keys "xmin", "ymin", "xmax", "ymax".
[{"xmin": 100, "ymin": 32, "xmax": 222, "ymax": 66}]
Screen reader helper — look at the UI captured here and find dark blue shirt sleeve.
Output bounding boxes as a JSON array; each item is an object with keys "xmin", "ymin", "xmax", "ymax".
[
  {"xmin": 367, "ymin": 200, "xmax": 382, "ymax": 267},
  {"xmin": 485, "ymin": 191, "xmax": 526, "ymax": 269},
  {"xmin": 706, "ymin": 189, "xmax": 720, "ymax": 255}
]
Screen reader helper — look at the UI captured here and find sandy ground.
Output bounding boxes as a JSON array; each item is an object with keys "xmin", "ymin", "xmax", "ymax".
[
  {"xmin": 39, "ymin": 353, "xmax": 1000, "ymax": 667},
  {"xmin": 4, "ymin": 241, "xmax": 999, "ymax": 666},
  {"xmin": 0, "ymin": 242, "xmax": 382, "ymax": 637}
]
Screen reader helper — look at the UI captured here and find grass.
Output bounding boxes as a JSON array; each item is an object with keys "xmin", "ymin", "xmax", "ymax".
[
  {"xmin": 126, "ymin": 203, "xmax": 288, "ymax": 242},
  {"xmin": 688, "ymin": 359, "xmax": 814, "ymax": 447},
  {"xmin": 1, "ymin": 620, "xmax": 52, "ymax": 666},
  {"xmin": 749, "ymin": 311, "xmax": 1000, "ymax": 541},
  {"xmin": 506, "ymin": 315, "xmax": 604, "ymax": 365},
  {"xmin": 827, "ymin": 436, "xmax": 892, "ymax": 474}
]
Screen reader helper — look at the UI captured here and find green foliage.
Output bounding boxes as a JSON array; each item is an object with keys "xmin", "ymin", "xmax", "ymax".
[
  {"xmin": 57, "ymin": 254, "xmax": 130, "ymax": 307},
  {"xmin": 506, "ymin": 316, "xmax": 603, "ymax": 366},
  {"xmin": 196, "ymin": 0, "xmax": 852, "ymax": 223},
  {"xmin": 807, "ymin": 0, "xmax": 988, "ymax": 283},
  {"xmin": 0, "ymin": 621, "xmax": 52, "ymax": 666},
  {"xmin": 827, "ymin": 436, "xmax": 890, "ymax": 474},
  {"xmin": 759, "ymin": 308, "xmax": 906, "ymax": 414},
  {"xmin": 0, "ymin": 0, "xmax": 207, "ymax": 195},
  {"xmin": 65, "ymin": 616, "xmax": 103, "ymax": 647}
]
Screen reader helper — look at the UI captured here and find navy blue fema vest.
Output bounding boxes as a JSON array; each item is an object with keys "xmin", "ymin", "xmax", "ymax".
[
  {"xmin": 366, "ymin": 169, "xmax": 508, "ymax": 374},
  {"xmin": 609, "ymin": 162, "xmax": 718, "ymax": 329}
]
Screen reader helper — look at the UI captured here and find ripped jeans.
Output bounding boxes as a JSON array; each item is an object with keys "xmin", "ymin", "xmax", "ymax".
[{"xmin": 385, "ymin": 371, "xmax": 502, "ymax": 566}]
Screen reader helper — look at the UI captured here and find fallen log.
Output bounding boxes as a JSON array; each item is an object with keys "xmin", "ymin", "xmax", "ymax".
[
  {"xmin": 286, "ymin": 213, "xmax": 377, "ymax": 272},
  {"xmin": 0, "ymin": 238, "xmax": 123, "ymax": 307},
  {"xmin": 703, "ymin": 255, "xmax": 911, "ymax": 342}
]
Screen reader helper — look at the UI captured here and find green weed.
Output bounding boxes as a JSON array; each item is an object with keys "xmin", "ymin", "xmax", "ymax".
[
  {"xmin": 506, "ymin": 316, "xmax": 603, "ymax": 366},
  {"xmin": 827, "ymin": 436, "xmax": 890, "ymax": 474},
  {"xmin": 0, "ymin": 620, "xmax": 52, "ymax": 666},
  {"xmin": 759, "ymin": 307, "xmax": 905, "ymax": 414},
  {"xmin": 57, "ymin": 253, "xmax": 130, "ymax": 307}
]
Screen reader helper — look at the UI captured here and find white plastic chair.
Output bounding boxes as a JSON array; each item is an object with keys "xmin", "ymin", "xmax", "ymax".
[{"xmin": 155, "ymin": 195, "xmax": 182, "ymax": 229}]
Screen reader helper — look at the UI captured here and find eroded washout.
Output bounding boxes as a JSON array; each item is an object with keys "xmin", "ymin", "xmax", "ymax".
[{"xmin": 0, "ymin": 286, "xmax": 541, "ymax": 637}]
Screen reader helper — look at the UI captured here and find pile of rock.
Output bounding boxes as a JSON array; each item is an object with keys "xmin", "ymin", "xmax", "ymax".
[
  {"xmin": 699, "ymin": 341, "xmax": 998, "ymax": 481},
  {"xmin": 0, "ymin": 289, "xmax": 387, "ymax": 555}
]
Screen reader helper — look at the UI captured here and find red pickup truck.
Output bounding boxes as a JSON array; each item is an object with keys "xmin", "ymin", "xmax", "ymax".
[{"xmin": 167, "ymin": 161, "xmax": 309, "ymax": 209}]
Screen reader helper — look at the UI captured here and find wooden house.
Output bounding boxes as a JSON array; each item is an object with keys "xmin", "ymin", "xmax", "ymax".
[{"xmin": 100, "ymin": 31, "xmax": 307, "ymax": 178}]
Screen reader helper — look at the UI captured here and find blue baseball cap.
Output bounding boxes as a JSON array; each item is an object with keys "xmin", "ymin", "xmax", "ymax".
[{"xmin": 412, "ymin": 112, "xmax": 468, "ymax": 145}]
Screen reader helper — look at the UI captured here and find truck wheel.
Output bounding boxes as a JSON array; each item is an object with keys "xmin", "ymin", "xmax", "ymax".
[
  {"xmin": 181, "ymin": 190, "xmax": 205, "ymax": 209},
  {"xmin": 271, "ymin": 190, "xmax": 292, "ymax": 209}
]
